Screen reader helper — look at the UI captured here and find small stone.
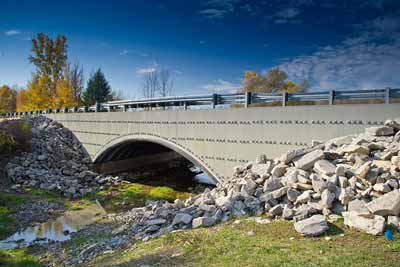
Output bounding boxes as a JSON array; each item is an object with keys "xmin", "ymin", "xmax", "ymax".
[
  {"xmin": 373, "ymin": 183, "xmax": 391, "ymax": 193},
  {"xmin": 314, "ymin": 160, "xmax": 336, "ymax": 176},
  {"xmin": 192, "ymin": 217, "xmax": 216, "ymax": 228},
  {"xmin": 247, "ymin": 230, "xmax": 255, "ymax": 236},
  {"xmin": 172, "ymin": 213, "xmax": 193, "ymax": 225},
  {"xmin": 320, "ymin": 189, "xmax": 335, "ymax": 208},
  {"xmin": 263, "ymin": 177, "xmax": 283, "ymax": 192},
  {"xmin": 271, "ymin": 165, "xmax": 287, "ymax": 178}
]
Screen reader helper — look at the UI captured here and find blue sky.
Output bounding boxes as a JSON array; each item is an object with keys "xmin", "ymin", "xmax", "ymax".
[{"xmin": 1, "ymin": 0, "xmax": 400, "ymax": 97}]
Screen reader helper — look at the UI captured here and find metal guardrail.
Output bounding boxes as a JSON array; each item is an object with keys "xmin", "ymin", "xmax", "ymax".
[{"xmin": 1, "ymin": 88, "xmax": 399, "ymax": 117}]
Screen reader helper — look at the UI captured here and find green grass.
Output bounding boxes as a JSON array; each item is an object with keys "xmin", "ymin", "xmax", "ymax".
[
  {"xmin": 0, "ymin": 132, "xmax": 16, "ymax": 154},
  {"xmin": 0, "ymin": 249, "xmax": 44, "ymax": 267},
  {"xmin": 85, "ymin": 183, "xmax": 191, "ymax": 212},
  {"xmin": 0, "ymin": 192, "xmax": 26, "ymax": 239},
  {"xmin": 89, "ymin": 219, "xmax": 400, "ymax": 267}
]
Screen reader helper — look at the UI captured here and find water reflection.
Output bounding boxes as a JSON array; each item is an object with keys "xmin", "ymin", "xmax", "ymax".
[{"xmin": 0, "ymin": 201, "xmax": 106, "ymax": 249}]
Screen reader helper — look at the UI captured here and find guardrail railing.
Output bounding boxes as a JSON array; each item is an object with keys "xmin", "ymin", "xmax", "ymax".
[{"xmin": 1, "ymin": 88, "xmax": 399, "ymax": 117}]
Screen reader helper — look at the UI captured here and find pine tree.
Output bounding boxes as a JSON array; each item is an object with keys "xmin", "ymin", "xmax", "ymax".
[{"xmin": 82, "ymin": 69, "xmax": 112, "ymax": 105}]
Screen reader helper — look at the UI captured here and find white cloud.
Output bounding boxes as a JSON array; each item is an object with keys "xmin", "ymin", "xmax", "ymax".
[
  {"xmin": 276, "ymin": 16, "xmax": 400, "ymax": 91},
  {"xmin": 268, "ymin": 7, "xmax": 302, "ymax": 24},
  {"xmin": 199, "ymin": 0, "xmax": 239, "ymax": 19},
  {"xmin": 136, "ymin": 62, "xmax": 158, "ymax": 75},
  {"xmin": 202, "ymin": 79, "xmax": 240, "ymax": 93},
  {"xmin": 120, "ymin": 49, "xmax": 149, "ymax": 57},
  {"xmin": 4, "ymin": 30, "xmax": 20, "ymax": 36}
]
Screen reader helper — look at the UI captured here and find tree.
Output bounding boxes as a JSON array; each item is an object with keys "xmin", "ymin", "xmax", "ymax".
[
  {"xmin": 242, "ymin": 68, "xmax": 309, "ymax": 93},
  {"xmin": 64, "ymin": 62, "xmax": 84, "ymax": 103},
  {"xmin": 26, "ymin": 75, "xmax": 53, "ymax": 110},
  {"xmin": 55, "ymin": 79, "xmax": 78, "ymax": 108},
  {"xmin": 16, "ymin": 89, "xmax": 30, "ymax": 112},
  {"xmin": 159, "ymin": 69, "xmax": 174, "ymax": 97},
  {"xmin": 141, "ymin": 69, "xmax": 174, "ymax": 98},
  {"xmin": 142, "ymin": 71, "xmax": 159, "ymax": 98},
  {"xmin": 29, "ymin": 33, "xmax": 68, "ymax": 97},
  {"xmin": 0, "ymin": 85, "xmax": 17, "ymax": 113},
  {"xmin": 82, "ymin": 69, "xmax": 112, "ymax": 105}
]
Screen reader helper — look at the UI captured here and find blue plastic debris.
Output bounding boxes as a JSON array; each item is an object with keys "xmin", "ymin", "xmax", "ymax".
[{"xmin": 384, "ymin": 229, "xmax": 393, "ymax": 241}]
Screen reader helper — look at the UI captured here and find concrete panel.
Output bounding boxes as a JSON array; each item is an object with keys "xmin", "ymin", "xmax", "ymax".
[{"xmin": 46, "ymin": 104, "xmax": 400, "ymax": 181}]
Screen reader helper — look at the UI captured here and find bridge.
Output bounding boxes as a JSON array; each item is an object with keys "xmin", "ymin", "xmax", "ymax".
[{"xmin": 3, "ymin": 89, "xmax": 400, "ymax": 183}]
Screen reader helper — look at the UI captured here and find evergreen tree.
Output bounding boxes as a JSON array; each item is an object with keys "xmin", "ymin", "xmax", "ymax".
[{"xmin": 82, "ymin": 69, "xmax": 112, "ymax": 105}]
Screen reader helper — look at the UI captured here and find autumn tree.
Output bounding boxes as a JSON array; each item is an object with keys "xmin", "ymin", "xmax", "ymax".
[
  {"xmin": 55, "ymin": 79, "xmax": 78, "ymax": 108},
  {"xmin": 242, "ymin": 68, "xmax": 308, "ymax": 93},
  {"xmin": 0, "ymin": 85, "xmax": 17, "ymax": 113},
  {"xmin": 29, "ymin": 33, "xmax": 68, "ymax": 100},
  {"xmin": 82, "ymin": 69, "xmax": 112, "ymax": 105},
  {"xmin": 16, "ymin": 89, "xmax": 30, "ymax": 112}
]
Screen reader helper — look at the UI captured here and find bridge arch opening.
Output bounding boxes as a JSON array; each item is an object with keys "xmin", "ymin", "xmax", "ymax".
[{"xmin": 93, "ymin": 136, "xmax": 218, "ymax": 191}]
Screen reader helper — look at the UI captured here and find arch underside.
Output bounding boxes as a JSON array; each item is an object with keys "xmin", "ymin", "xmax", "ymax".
[{"xmin": 93, "ymin": 134, "xmax": 219, "ymax": 183}]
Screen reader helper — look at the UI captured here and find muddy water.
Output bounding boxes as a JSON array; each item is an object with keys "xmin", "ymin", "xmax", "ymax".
[{"xmin": 0, "ymin": 201, "xmax": 106, "ymax": 249}]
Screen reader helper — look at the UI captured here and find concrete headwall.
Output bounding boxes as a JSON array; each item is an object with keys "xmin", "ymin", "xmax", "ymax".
[{"xmin": 46, "ymin": 104, "xmax": 400, "ymax": 181}]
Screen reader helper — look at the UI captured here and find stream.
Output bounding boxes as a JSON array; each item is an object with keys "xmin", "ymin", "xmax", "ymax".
[{"xmin": 0, "ymin": 200, "xmax": 106, "ymax": 249}]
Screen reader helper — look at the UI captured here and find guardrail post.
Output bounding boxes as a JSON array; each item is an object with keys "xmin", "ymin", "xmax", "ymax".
[
  {"xmin": 329, "ymin": 90, "xmax": 335, "ymax": 105},
  {"xmin": 245, "ymin": 92, "xmax": 252, "ymax": 108},
  {"xmin": 95, "ymin": 102, "xmax": 101, "ymax": 112},
  {"xmin": 73, "ymin": 107, "xmax": 78, "ymax": 113},
  {"xmin": 282, "ymin": 92, "xmax": 288, "ymax": 107},
  {"xmin": 212, "ymin": 94, "xmax": 218, "ymax": 109},
  {"xmin": 84, "ymin": 106, "xmax": 89, "ymax": 113},
  {"xmin": 183, "ymin": 102, "xmax": 187, "ymax": 110},
  {"xmin": 385, "ymin": 87, "xmax": 391, "ymax": 104},
  {"xmin": 64, "ymin": 107, "xmax": 69, "ymax": 113}
]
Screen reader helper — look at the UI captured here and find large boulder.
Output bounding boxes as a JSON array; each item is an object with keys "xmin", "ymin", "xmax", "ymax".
[
  {"xmin": 343, "ymin": 211, "xmax": 385, "ymax": 235},
  {"xmin": 366, "ymin": 189, "xmax": 400, "ymax": 216},
  {"xmin": 294, "ymin": 215, "xmax": 329, "ymax": 236},
  {"xmin": 365, "ymin": 126, "xmax": 394, "ymax": 136}
]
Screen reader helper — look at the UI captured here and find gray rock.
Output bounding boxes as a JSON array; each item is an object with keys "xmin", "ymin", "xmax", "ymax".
[
  {"xmin": 286, "ymin": 188, "xmax": 300, "ymax": 202},
  {"xmin": 294, "ymin": 150, "xmax": 325, "ymax": 170},
  {"xmin": 343, "ymin": 211, "xmax": 385, "ymax": 235},
  {"xmin": 311, "ymin": 175, "xmax": 327, "ymax": 194},
  {"xmin": 146, "ymin": 219, "xmax": 167, "ymax": 226},
  {"xmin": 263, "ymin": 177, "xmax": 283, "ymax": 192},
  {"xmin": 366, "ymin": 126, "xmax": 394, "ymax": 136},
  {"xmin": 172, "ymin": 213, "xmax": 193, "ymax": 225},
  {"xmin": 294, "ymin": 215, "xmax": 329, "ymax": 236},
  {"xmin": 366, "ymin": 189, "xmax": 400, "ymax": 216},
  {"xmin": 320, "ymin": 189, "xmax": 335, "ymax": 208},
  {"xmin": 192, "ymin": 217, "xmax": 216, "ymax": 228},
  {"xmin": 314, "ymin": 160, "xmax": 336, "ymax": 176},
  {"xmin": 387, "ymin": 216, "xmax": 400, "ymax": 229},
  {"xmin": 271, "ymin": 165, "xmax": 287, "ymax": 178}
]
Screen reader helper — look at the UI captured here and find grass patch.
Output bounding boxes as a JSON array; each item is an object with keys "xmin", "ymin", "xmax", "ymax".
[
  {"xmin": 86, "ymin": 183, "xmax": 191, "ymax": 212},
  {"xmin": 0, "ymin": 248, "xmax": 44, "ymax": 267},
  {"xmin": 90, "ymin": 219, "xmax": 400, "ymax": 267},
  {"xmin": 0, "ymin": 192, "xmax": 26, "ymax": 238},
  {"xmin": 22, "ymin": 188, "xmax": 59, "ymax": 203},
  {"xmin": 148, "ymin": 186, "xmax": 177, "ymax": 201},
  {"xmin": 0, "ymin": 132, "xmax": 16, "ymax": 154}
]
